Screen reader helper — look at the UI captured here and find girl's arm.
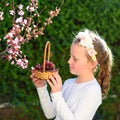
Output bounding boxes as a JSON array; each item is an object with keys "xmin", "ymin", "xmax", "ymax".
[
  {"xmin": 31, "ymin": 71, "xmax": 56, "ymax": 119},
  {"xmin": 37, "ymin": 85, "xmax": 56, "ymax": 119}
]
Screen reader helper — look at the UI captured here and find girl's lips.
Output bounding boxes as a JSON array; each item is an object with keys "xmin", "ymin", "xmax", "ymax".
[{"xmin": 69, "ymin": 66, "xmax": 73, "ymax": 70}]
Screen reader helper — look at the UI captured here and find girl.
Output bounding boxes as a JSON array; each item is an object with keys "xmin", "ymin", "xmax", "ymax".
[{"xmin": 31, "ymin": 29, "xmax": 113, "ymax": 120}]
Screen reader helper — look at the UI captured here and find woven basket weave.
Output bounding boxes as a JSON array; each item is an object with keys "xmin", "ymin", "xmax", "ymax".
[{"xmin": 34, "ymin": 41, "xmax": 56, "ymax": 80}]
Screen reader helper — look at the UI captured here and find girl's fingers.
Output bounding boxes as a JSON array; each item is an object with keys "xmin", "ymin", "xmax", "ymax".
[
  {"xmin": 47, "ymin": 79, "xmax": 54, "ymax": 88},
  {"xmin": 47, "ymin": 73, "xmax": 62, "ymax": 93},
  {"xmin": 53, "ymin": 72, "xmax": 62, "ymax": 84},
  {"xmin": 34, "ymin": 80, "xmax": 40, "ymax": 85},
  {"xmin": 49, "ymin": 75, "xmax": 57, "ymax": 85},
  {"xmin": 30, "ymin": 74, "xmax": 33, "ymax": 79},
  {"xmin": 32, "ymin": 78, "xmax": 39, "ymax": 82},
  {"xmin": 30, "ymin": 73, "xmax": 36, "ymax": 79}
]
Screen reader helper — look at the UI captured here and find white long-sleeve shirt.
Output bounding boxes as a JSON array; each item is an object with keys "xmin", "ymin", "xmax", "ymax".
[{"xmin": 37, "ymin": 78, "xmax": 102, "ymax": 120}]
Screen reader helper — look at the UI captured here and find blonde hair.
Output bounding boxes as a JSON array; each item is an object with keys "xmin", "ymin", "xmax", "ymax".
[{"xmin": 73, "ymin": 29, "xmax": 113, "ymax": 96}]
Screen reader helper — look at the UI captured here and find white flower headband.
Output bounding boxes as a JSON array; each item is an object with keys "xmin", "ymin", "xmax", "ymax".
[{"xmin": 75, "ymin": 30, "xmax": 97, "ymax": 62}]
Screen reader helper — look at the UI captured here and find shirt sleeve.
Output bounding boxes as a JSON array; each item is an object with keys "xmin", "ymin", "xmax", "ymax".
[
  {"xmin": 51, "ymin": 86, "xmax": 102, "ymax": 120},
  {"xmin": 36, "ymin": 85, "xmax": 56, "ymax": 119}
]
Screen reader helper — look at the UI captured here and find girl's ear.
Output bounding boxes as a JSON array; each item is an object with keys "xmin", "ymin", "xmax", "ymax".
[{"xmin": 89, "ymin": 60, "xmax": 98, "ymax": 70}]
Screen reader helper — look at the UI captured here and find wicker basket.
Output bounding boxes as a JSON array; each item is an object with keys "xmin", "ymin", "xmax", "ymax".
[{"xmin": 34, "ymin": 41, "xmax": 56, "ymax": 80}]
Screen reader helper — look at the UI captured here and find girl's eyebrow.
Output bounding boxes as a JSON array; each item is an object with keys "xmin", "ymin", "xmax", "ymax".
[
  {"xmin": 72, "ymin": 55, "xmax": 79, "ymax": 59},
  {"xmin": 70, "ymin": 53, "xmax": 80, "ymax": 59}
]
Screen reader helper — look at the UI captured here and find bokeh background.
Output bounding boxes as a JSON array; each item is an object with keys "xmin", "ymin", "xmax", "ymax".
[{"xmin": 0, "ymin": 0, "xmax": 120, "ymax": 120}]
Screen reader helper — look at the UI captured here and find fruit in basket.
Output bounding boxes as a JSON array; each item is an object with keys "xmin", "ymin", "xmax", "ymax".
[
  {"xmin": 34, "ymin": 61, "xmax": 57, "ymax": 80},
  {"xmin": 35, "ymin": 61, "xmax": 55, "ymax": 71}
]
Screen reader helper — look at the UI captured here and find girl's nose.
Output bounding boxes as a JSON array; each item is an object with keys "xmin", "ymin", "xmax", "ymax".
[{"xmin": 68, "ymin": 57, "xmax": 71, "ymax": 64}]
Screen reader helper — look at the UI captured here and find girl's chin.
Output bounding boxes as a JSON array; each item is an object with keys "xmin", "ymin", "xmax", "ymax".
[{"xmin": 70, "ymin": 69, "xmax": 76, "ymax": 75}]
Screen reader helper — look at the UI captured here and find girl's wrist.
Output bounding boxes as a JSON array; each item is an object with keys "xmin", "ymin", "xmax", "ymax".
[{"xmin": 35, "ymin": 82, "xmax": 46, "ymax": 88}]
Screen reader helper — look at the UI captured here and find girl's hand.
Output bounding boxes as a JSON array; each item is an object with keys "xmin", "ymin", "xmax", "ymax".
[
  {"xmin": 47, "ymin": 72, "xmax": 62, "ymax": 93},
  {"xmin": 30, "ymin": 70, "xmax": 46, "ymax": 88}
]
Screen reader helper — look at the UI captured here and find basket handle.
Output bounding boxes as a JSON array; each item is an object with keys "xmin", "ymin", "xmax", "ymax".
[{"xmin": 43, "ymin": 41, "xmax": 50, "ymax": 72}]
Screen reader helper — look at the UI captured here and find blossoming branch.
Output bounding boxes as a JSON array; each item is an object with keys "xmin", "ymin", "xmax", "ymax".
[{"xmin": 0, "ymin": 0, "xmax": 64, "ymax": 69}]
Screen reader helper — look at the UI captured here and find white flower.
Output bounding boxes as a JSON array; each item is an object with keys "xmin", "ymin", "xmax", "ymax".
[
  {"xmin": 79, "ymin": 36, "xmax": 94, "ymax": 49},
  {"xmin": 76, "ymin": 30, "xmax": 97, "ymax": 61}
]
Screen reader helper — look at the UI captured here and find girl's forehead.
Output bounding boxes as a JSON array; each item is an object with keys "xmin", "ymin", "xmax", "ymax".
[
  {"xmin": 70, "ymin": 44, "xmax": 87, "ymax": 57},
  {"xmin": 71, "ymin": 44, "xmax": 86, "ymax": 53}
]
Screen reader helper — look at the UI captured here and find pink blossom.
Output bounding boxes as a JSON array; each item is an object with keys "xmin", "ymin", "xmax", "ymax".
[
  {"xmin": 26, "ymin": 6, "xmax": 35, "ymax": 12},
  {"xmin": 14, "ymin": 37, "xmax": 19, "ymax": 44},
  {"xmin": 23, "ymin": 19, "xmax": 28, "ymax": 26},
  {"xmin": 46, "ymin": 18, "xmax": 52, "ymax": 25},
  {"xmin": 18, "ymin": 10, "xmax": 24, "ymax": 16},
  {"xmin": 18, "ymin": 4, "xmax": 23, "ymax": 10},
  {"xmin": 8, "ymin": 49, "xmax": 13, "ymax": 54},
  {"xmin": 11, "ymin": 61, "xmax": 15, "ymax": 65},
  {"xmin": 31, "ymin": 0, "xmax": 38, "ymax": 2},
  {"xmin": 26, "ymin": 27, "xmax": 32, "ymax": 33},
  {"xmin": 5, "ymin": 3, "xmax": 9, "ymax": 6},
  {"xmin": 8, "ymin": 55, "xmax": 12, "ymax": 60},
  {"xmin": 9, "ymin": 10, "xmax": 15, "ymax": 15},
  {"xmin": 4, "ymin": 32, "xmax": 14, "ymax": 39},
  {"xmin": 15, "ymin": 17, "xmax": 23, "ymax": 23},
  {"xmin": 16, "ymin": 58, "xmax": 28, "ymax": 69},
  {"xmin": 13, "ymin": 24, "xmax": 21, "ymax": 34},
  {"xmin": 49, "ymin": 8, "xmax": 60, "ymax": 18},
  {"xmin": 0, "ymin": 0, "xmax": 62, "ymax": 69},
  {"xmin": 0, "ymin": 12, "xmax": 4, "ymax": 20}
]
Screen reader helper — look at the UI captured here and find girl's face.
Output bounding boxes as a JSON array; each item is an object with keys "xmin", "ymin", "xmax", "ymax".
[{"xmin": 68, "ymin": 44, "xmax": 94, "ymax": 76}]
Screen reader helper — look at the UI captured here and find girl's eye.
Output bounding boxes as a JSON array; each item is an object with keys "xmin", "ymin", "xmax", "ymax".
[
  {"xmin": 69, "ymin": 55, "xmax": 78, "ymax": 61},
  {"xmin": 73, "ymin": 57, "xmax": 78, "ymax": 61}
]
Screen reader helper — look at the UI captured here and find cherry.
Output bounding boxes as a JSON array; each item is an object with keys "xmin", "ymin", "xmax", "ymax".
[
  {"xmin": 35, "ymin": 64, "xmax": 41, "ymax": 70},
  {"xmin": 35, "ymin": 61, "xmax": 55, "ymax": 71}
]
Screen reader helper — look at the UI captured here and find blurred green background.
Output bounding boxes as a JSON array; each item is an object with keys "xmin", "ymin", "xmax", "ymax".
[{"xmin": 0, "ymin": 0, "xmax": 120, "ymax": 120}]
